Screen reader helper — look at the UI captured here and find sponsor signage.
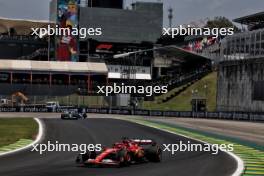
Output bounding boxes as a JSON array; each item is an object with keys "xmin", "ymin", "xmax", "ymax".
[{"xmin": 56, "ymin": 0, "xmax": 79, "ymax": 61}]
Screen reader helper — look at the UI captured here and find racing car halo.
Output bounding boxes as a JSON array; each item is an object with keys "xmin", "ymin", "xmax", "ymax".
[{"xmin": 76, "ymin": 138, "xmax": 162, "ymax": 167}]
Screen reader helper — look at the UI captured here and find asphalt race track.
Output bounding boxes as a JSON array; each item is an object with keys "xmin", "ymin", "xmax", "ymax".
[{"xmin": 0, "ymin": 118, "xmax": 237, "ymax": 176}]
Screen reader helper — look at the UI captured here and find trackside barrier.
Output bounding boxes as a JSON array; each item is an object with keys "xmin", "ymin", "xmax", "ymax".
[{"xmin": 0, "ymin": 107, "xmax": 263, "ymax": 122}]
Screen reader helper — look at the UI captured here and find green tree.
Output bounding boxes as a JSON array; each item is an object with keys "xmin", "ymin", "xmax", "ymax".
[{"xmin": 205, "ymin": 16, "xmax": 239, "ymax": 31}]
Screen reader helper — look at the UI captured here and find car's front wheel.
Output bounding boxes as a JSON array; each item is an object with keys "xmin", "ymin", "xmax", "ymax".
[
  {"xmin": 117, "ymin": 149, "xmax": 131, "ymax": 167},
  {"xmin": 76, "ymin": 151, "xmax": 97, "ymax": 164}
]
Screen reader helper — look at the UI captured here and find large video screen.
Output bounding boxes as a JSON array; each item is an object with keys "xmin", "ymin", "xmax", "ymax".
[
  {"xmin": 88, "ymin": 0, "xmax": 123, "ymax": 9},
  {"xmin": 79, "ymin": 5, "xmax": 163, "ymax": 44}
]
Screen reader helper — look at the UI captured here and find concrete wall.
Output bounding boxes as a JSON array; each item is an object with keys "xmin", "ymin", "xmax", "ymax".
[{"xmin": 217, "ymin": 58, "xmax": 264, "ymax": 112}]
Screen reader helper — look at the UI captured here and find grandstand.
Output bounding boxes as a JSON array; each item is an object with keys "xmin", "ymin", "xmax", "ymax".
[
  {"xmin": 0, "ymin": 60, "xmax": 107, "ymax": 95},
  {"xmin": 217, "ymin": 11, "xmax": 264, "ymax": 112},
  {"xmin": 0, "ymin": 0, "xmax": 213, "ymax": 108},
  {"xmin": 0, "ymin": 17, "xmax": 52, "ymax": 60}
]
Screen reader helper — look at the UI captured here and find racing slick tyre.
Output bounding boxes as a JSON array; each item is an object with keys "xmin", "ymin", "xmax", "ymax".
[
  {"xmin": 76, "ymin": 153, "xmax": 88, "ymax": 164},
  {"xmin": 76, "ymin": 151, "xmax": 97, "ymax": 164},
  {"xmin": 117, "ymin": 149, "xmax": 131, "ymax": 167},
  {"xmin": 145, "ymin": 145, "xmax": 162, "ymax": 162}
]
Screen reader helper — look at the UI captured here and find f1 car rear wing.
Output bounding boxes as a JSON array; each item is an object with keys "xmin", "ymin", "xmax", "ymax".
[
  {"xmin": 131, "ymin": 139, "xmax": 156, "ymax": 145},
  {"xmin": 121, "ymin": 137, "xmax": 157, "ymax": 145}
]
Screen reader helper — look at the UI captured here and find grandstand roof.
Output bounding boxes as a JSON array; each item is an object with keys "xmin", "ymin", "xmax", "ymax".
[
  {"xmin": 0, "ymin": 17, "xmax": 54, "ymax": 35},
  {"xmin": 156, "ymin": 45, "xmax": 210, "ymax": 62},
  {"xmin": 0, "ymin": 60, "xmax": 108, "ymax": 74},
  {"xmin": 108, "ymin": 72, "xmax": 151, "ymax": 80},
  {"xmin": 233, "ymin": 11, "xmax": 264, "ymax": 25}
]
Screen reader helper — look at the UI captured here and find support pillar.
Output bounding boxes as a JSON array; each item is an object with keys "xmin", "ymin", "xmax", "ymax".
[
  {"xmin": 87, "ymin": 74, "xmax": 91, "ymax": 94},
  {"xmin": 106, "ymin": 74, "xmax": 109, "ymax": 86},
  {"xmin": 10, "ymin": 72, "xmax": 13, "ymax": 84},
  {"xmin": 49, "ymin": 74, "xmax": 52, "ymax": 87},
  {"xmin": 30, "ymin": 72, "xmax": 33, "ymax": 84},
  {"xmin": 68, "ymin": 75, "xmax": 71, "ymax": 85}
]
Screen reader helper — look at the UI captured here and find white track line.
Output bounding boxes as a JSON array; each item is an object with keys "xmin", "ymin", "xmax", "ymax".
[
  {"xmin": 0, "ymin": 118, "xmax": 44, "ymax": 157},
  {"xmin": 114, "ymin": 118, "xmax": 244, "ymax": 176}
]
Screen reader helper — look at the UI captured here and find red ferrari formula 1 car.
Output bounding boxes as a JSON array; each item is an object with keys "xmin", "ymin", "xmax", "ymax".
[{"xmin": 76, "ymin": 138, "xmax": 162, "ymax": 167}]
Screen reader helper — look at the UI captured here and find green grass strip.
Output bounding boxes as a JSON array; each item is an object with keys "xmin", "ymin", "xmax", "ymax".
[{"xmin": 0, "ymin": 139, "xmax": 33, "ymax": 153}]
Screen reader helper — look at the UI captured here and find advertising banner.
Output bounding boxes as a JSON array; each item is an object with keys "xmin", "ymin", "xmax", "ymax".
[{"xmin": 56, "ymin": 0, "xmax": 79, "ymax": 62}]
